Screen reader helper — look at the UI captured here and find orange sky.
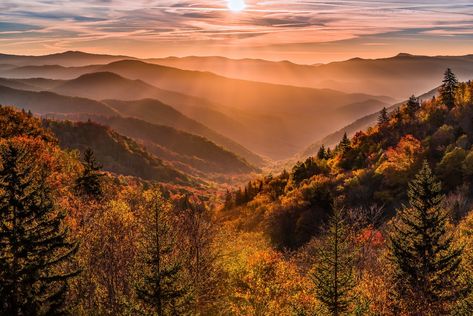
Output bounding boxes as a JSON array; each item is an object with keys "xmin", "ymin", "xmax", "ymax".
[{"xmin": 1, "ymin": 0, "xmax": 473, "ymax": 63}]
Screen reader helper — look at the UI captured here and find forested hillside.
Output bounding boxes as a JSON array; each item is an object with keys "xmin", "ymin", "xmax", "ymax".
[
  {"xmin": 45, "ymin": 113, "xmax": 258, "ymax": 176},
  {"xmin": 217, "ymin": 70, "xmax": 473, "ymax": 313},
  {"xmin": 225, "ymin": 70, "xmax": 473, "ymax": 248},
  {"xmin": 44, "ymin": 119, "xmax": 194, "ymax": 186},
  {"xmin": 1, "ymin": 69, "xmax": 473, "ymax": 315}
]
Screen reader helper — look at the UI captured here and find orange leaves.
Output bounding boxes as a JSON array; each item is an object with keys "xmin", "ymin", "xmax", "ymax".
[
  {"xmin": 376, "ymin": 134, "xmax": 422, "ymax": 177},
  {"xmin": 356, "ymin": 226, "xmax": 384, "ymax": 248},
  {"xmin": 229, "ymin": 248, "xmax": 314, "ymax": 315}
]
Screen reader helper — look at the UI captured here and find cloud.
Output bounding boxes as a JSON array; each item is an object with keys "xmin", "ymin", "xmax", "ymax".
[{"xmin": 0, "ymin": 0, "xmax": 472, "ymax": 62}]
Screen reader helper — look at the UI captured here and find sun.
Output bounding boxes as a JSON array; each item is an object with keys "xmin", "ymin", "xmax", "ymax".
[{"xmin": 227, "ymin": 0, "xmax": 246, "ymax": 12}]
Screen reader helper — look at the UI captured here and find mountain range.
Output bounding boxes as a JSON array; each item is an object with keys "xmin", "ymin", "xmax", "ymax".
[
  {"xmin": 0, "ymin": 53, "xmax": 395, "ymax": 159},
  {"xmin": 1, "ymin": 50, "xmax": 471, "ymax": 181}
]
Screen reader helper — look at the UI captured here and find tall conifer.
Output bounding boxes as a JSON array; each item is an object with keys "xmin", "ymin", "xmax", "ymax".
[
  {"xmin": 389, "ymin": 161, "xmax": 467, "ymax": 314},
  {"xmin": 378, "ymin": 107, "xmax": 389, "ymax": 125},
  {"xmin": 311, "ymin": 208, "xmax": 354, "ymax": 316},
  {"xmin": 406, "ymin": 95, "xmax": 420, "ymax": 117},
  {"xmin": 440, "ymin": 68, "xmax": 459, "ymax": 109},
  {"xmin": 136, "ymin": 188, "xmax": 188, "ymax": 315},
  {"xmin": 0, "ymin": 138, "xmax": 79, "ymax": 315}
]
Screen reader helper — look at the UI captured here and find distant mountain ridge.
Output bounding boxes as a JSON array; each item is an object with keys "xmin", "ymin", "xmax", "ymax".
[
  {"xmin": 11, "ymin": 51, "xmax": 472, "ymax": 159},
  {"xmin": 0, "ymin": 57, "xmax": 393, "ymax": 159},
  {"xmin": 149, "ymin": 53, "xmax": 473, "ymax": 99},
  {"xmin": 0, "ymin": 51, "xmax": 136, "ymax": 67},
  {"xmin": 0, "ymin": 84, "xmax": 118, "ymax": 116}
]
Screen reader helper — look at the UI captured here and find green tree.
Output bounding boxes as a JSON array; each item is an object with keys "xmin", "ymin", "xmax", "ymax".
[
  {"xmin": 406, "ymin": 95, "xmax": 420, "ymax": 117},
  {"xmin": 136, "ymin": 188, "xmax": 188, "ymax": 315},
  {"xmin": 0, "ymin": 138, "xmax": 79, "ymax": 315},
  {"xmin": 311, "ymin": 208, "xmax": 354, "ymax": 316},
  {"xmin": 318, "ymin": 145, "xmax": 327, "ymax": 160},
  {"xmin": 75, "ymin": 148, "xmax": 103, "ymax": 199},
  {"xmin": 388, "ymin": 161, "xmax": 467, "ymax": 314},
  {"xmin": 339, "ymin": 132, "xmax": 351, "ymax": 153},
  {"xmin": 440, "ymin": 68, "xmax": 459, "ymax": 109},
  {"xmin": 378, "ymin": 107, "xmax": 389, "ymax": 125}
]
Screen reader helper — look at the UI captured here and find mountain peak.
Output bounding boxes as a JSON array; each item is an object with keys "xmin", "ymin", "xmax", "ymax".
[{"xmin": 395, "ymin": 53, "xmax": 414, "ymax": 58}]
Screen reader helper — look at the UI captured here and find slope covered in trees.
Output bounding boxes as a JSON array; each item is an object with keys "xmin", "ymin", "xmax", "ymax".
[
  {"xmin": 46, "ymin": 113, "xmax": 258, "ymax": 177},
  {"xmin": 1, "ymin": 67, "xmax": 472, "ymax": 314},
  {"xmin": 225, "ymin": 70, "xmax": 473, "ymax": 248},
  {"xmin": 44, "ymin": 119, "xmax": 194, "ymax": 186}
]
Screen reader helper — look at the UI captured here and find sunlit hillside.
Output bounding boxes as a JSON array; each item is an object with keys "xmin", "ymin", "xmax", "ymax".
[{"xmin": 1, "ymin": 0, "xmax": 473, "ymax": 315}]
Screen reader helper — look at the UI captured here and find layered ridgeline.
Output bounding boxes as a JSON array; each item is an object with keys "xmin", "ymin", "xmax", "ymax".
[
  {"xmin": 0, "ymin": 84, "xmax": 264, "ymax": 180},
  {"xmin": 0, "ymin": 105, "xmax": 195, "ymax": 186},
  {"xmin": 222, "ymin": 70, "xmax": 473, "ymax": 249},
  {"xmin": 0, "ymin": 53, "xmax": 394, "ymax": 159},
  {"xmin": 45, "ymin": 113, "xmax": 257, "ymax": 177},
  {"xmin": 0, "ymin": 76, "xmax": 263, "ymax": 166},
  {"xmin": 150, "ymin": 54, "xmax": 473, "ymax": 99}
]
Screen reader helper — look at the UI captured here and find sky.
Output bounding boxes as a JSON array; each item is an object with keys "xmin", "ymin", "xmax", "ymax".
[{"xmin": 1, "ymin": 0, "xmax": 473, "ymax": 64}]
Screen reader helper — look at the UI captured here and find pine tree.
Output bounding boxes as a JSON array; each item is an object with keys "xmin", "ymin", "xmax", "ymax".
[
  {"xmin": 0, "ymin": 138, "xmax": 79, "ymax": 315},
  {"xmin": 317, "ymin": 145, "xmax": 327, "ymax": 160},
  {"xmin": 378, "ymin": 107, "xmax": 389, "ymax": 125},
  {"xmin": 440, "ymin": 68, "xmax": 459, "ymax": 109},
  {"xmin": 311, "ymin": 208, "xmax": 354, "ymax": 316},
  {"xmin": 406, "ymin": 95, "xmax": 420, "ymax": 117},
  {"xmin": 75, "ymin": 148, "xmax": 103, "ymax": 199},
  {"xmin": 136, "ymin": 188, "xmax": 188, "ymax": 315},
  {"xmin": 339, "ymin": 132, "xmax": 351, "ymax": 153},
  {"xmin": 389, "ymin": 161, "xmax": 467, "ymax": 314}
]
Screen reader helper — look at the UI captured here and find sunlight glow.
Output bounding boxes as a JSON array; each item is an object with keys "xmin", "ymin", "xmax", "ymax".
[{"xmin": 227, "ymin": 0, "xmax": 246, "ymax": 12}]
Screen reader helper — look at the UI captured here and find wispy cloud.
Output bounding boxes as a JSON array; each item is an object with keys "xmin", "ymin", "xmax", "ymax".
[{"xmin": 0, "ymin": 0, "xmax": 472, "ymax": 62}]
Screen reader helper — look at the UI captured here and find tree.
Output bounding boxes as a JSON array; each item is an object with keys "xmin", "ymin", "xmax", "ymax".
[
  {"xmin": 406, "ymin": 95, "xmax": 420, "ymax": 117},
  {"xmin": 136, "ymin": 188, "xmax": 188, "ymax": 315},
  {"xmin": 339, "ymin": 132, "xmax": 351, "ymax": 153},
  {"xmin": 75, "ymin": 148, "xmax": 103, "ymax": 199},
  {"xmin": 378, "ymin": 107, "xmax": 389, "ymax": 125},
  {"xmin": 440, "ymin": 68, "xmax": 459, "ymax": 109},
  {"xmin": 311, "ymin": 208, "xmax": 354, "ymax": 316},
  {"xmin": 388, "ymin": 161, "xmax": 468, "ymax": 314},
  {"xmin": 0, "ymin": 137, "xmax": 79, "ymax": 315},
  {"xmin": 318, "ymin": 145, "xmax": 327, "ymax": 160},
  {"xmin": 176, "ymin": 196, "xmax": 221, "ymax": 314}
]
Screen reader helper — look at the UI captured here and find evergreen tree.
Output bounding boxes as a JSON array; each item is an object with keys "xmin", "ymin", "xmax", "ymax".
[
  {"xmin": 440, "ymin": 68, "xmax": 459, "ymax": 109},
  {"xmin": 378, "ymin": 107, "xmax": 389, "ymax": 125},
  {"xmin": 136, "ymin": 188, "xmax": 188, "ymax": 315},
  {"xmin": 317, "ymin": 145, "xmax": 327, "ymax": 160},
  {"xmin": 75, "ymin": 148, "xmax": 103, "ymax": 199},
  {"xmin": 406, "ymin": 95, "xmax": 420, "ymax": 117},
  {"xmin": 0, "ymin": 138, "xmax": 79, "ymax": 315},
  {"xmin": 311, "ymin": 208, "xmax": 354, "ymax": 316},
  {"xmin": 339, "ymin": 132, "xmax": 351, "ymax": 153},
  {"xmin": 389, "ymin": 161, "xmax": 467, "ymax": 314}
]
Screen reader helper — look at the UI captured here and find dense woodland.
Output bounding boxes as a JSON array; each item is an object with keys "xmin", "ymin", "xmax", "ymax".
[{"xmin": 1, "ymin": 69, "xmax": 473, "ymax": 315}]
